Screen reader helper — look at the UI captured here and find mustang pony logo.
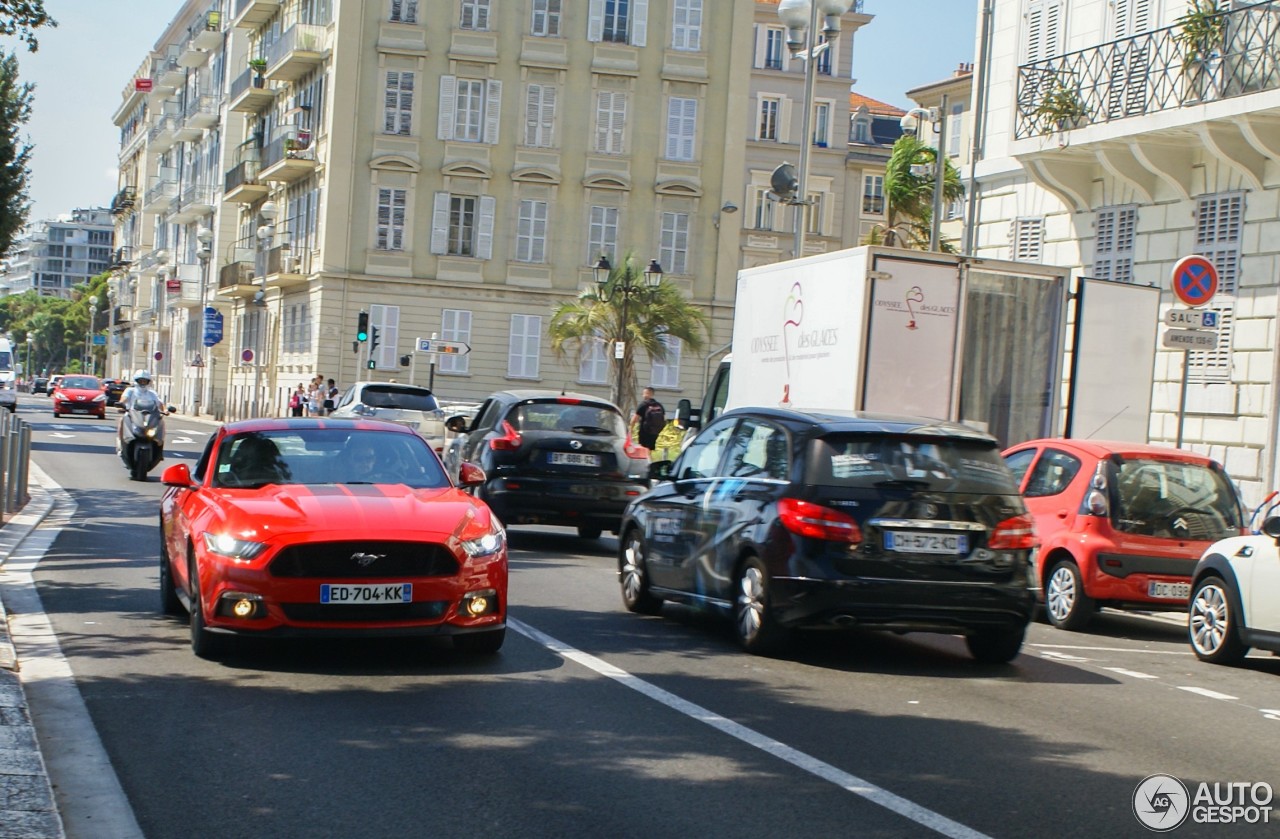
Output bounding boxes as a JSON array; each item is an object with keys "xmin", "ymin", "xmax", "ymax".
[
  {"xmin": 905, "ymin": 286, "xmax": 925, "ymax": 330},
  {"xmin": 351, "ymin": 552, "xmax": 385, "ymax": 567}
]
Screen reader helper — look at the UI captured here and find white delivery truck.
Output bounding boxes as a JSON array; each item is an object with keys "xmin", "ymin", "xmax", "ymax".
[{"xmin": 680, "ymin": 246, "xmax": 1160, "ymax": 448}]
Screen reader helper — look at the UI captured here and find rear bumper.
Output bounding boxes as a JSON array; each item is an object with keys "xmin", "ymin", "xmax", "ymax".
[
  {"xmin": 770, "ymin": 576, "xmax": 1035, "ymax": 633},
  {"xmin": 483, "ymin": 476, "xmax": 648, "ymax": 530}
]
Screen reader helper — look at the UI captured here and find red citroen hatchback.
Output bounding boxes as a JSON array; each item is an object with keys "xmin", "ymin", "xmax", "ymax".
[{"xmin": 1003, "ymin": 439, "xmax": 1244, "ymax": 630}]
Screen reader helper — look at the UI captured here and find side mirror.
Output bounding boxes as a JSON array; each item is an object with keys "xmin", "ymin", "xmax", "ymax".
[
  {"xmin": 160, "ymin": 463, "xmax": 194, "ymax": 487},
  {"xmin": 648, "ymin": 460, "xmax": 673, "ymax": 482},
  {"xmin": 167, "ymin": 405, "xmax": 178, "ymax": 414},
  {"xmin": 1262, "ymin": 515, "xmax": 1280, "ymax": 539},
  {"xmin": 677, "ymin": 398, "xmax": 701, "ymax": 431},
  {"xmin": 445, "ymin": 415, "xmax": 470, "ymax": 433},
  {"xmin": 458, "ymin": 461, "xmax": 486, "ymax": 487}
]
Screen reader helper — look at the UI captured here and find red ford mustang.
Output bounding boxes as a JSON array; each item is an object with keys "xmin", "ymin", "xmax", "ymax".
[{"xmin": 159, "ymin": 417, "xmax": 507, "ymax": 659}]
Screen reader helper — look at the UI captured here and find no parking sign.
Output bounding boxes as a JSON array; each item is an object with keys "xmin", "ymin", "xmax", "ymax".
[{"xmin": 1171, "ymin": 256, "xmax": 1218, "ymax": 308}]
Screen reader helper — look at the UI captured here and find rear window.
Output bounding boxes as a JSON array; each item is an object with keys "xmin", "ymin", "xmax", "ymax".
[
  {"xmin": 805, "ymin": 434, "xmax": 1019, "ymax": 493},
  {"xmin": 507, "ymin": 400, "xmax": 626, "ymax": 437},
  {"xmin": 359, "ymin": 385, "xmax": 439, "ymax": 412},
  {"xmin": 1110, "ymin": 457, "xmax": 1242, "ymax": 539}
]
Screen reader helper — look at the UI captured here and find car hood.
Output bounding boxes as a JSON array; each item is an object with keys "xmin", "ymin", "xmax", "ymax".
[
  {"xmin": 206, "ymin": 483, "xmax": 496, "ymax": 541},
  {"xmin": 55, "ymin": 388, "xmax": 102, "ymax": 398}
]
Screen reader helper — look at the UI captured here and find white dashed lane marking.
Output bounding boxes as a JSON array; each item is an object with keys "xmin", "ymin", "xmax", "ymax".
[
  {"xmin": 1177, "ymin": 686, "xmax": 1239, "ymax": 701},
  {"xmin": 1103, "ymin": 667, "xmax": 1158, "ymax": 679}
]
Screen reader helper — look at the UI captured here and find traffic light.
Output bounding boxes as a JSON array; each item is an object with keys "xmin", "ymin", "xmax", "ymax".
[
  {"xmin": 356, "ymin": 311, "xmax": 369, "ymax": 342},
  {"xmin": 369, "ymin": 325, "xmax": 381, "ymax": 355}
]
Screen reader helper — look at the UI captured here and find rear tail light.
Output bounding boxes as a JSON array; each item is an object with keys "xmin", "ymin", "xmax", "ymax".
[
  {"xmin": 988, "ymin": 513, "xmax": 1038, "ymax": 550},
  {"xmin": 778, "ymin": 498, "xmax": 863, "ymax": 543},
  {"xmin": 1078, "ymin": 464, "xmax": 1109, "ymax": 517},
  {"xmin": 624, "ymin": 432, "xmax": 649, "ymax": 460},
  {"xmin": 488, "ymin": 421, "xmax": 522, "ymax": 451}
]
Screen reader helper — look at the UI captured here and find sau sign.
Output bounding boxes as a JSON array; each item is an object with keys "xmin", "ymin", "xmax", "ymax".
[{"xmin": 1164, "ymin": 309, "xmax": 1219, "ymax": 329}]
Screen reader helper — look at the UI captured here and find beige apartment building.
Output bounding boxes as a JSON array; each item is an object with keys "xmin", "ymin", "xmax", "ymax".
[{"xmin": 113, "ymin": 0, "xmax": 799, "ymax": 419}]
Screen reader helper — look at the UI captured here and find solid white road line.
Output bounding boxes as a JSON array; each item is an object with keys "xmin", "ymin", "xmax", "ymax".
[
  {"xmin": 3, "ymin": 465, "xmax": 145, "ymax": 839},
  {"xmin": 1103, "ymin": 667, "xmax": 1158, "ymax": 679},
  {"xmin": 508, "ymin": 617, "xmax": 991, "ymax": 839},
  {"xmin": 1038, "ymin": 650, "xmax": 1090, "ymax": 662},
  {"xmin": 1029, "ymin": 643, "xmax": 1189, "ymax": 655},
  {"xmin": 1177, "ymin": 686, "xmax": 1239, "ymax": 701}
]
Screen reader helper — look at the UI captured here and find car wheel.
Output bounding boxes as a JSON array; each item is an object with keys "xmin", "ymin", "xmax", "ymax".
[
  {"xmin": 188, "ymin": 552, "xmax": 226, "ymax": 660},
  {"xmin": 453, "ymin": 628, "xmax": 505, "ymax": 654},
  {"xmin": 1188, "ymin": 576, "xmax": 1249, "ymax": 665},
  {"xmin": 734, "ymin": 556, "xmax": 790, "ymax": 655},
  {"xmin": 966, "ymin": 624, "xmax": 1026, "ymax": 664},
  {"xmin": 577, "ymin": 524, "xmax": 603, "ymax": 540},
  {"xmin": 158, "ymin": 532, "xmax": 183, "ymax": 617},
  {"xmin": 619, "ymin": 528, "xmax": 662, "ymax": 615},
  {"xmin": 1045, "ymin": 559, "xmax": 1095, "ymax": 631}
]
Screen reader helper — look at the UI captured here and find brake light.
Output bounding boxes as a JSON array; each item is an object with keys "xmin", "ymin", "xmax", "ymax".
[
  {"xmin": 778, "ymin": 498, "xmax": 863, "ymax": 543},
  {"xmin": 624, "ymin": 432, "xmax": 648, "ymax": 460},
  {"xmin": 988, "ymin": 513, "xmax": 1038, "ymax": 550},
  {"xmin": 489, "ymin": 421, "xmax": 522, "ymax": 451}
]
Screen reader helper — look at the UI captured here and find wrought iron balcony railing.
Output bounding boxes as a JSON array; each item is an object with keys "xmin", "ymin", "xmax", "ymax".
[{"xmin": 1015, "ymin": 0, "xmax": 1280, "ymax": 140}]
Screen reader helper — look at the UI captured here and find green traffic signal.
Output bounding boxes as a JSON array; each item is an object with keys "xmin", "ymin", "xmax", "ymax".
[{"xmin": 357, "ymin": 311, "xmax": 369, "ymax": 342}]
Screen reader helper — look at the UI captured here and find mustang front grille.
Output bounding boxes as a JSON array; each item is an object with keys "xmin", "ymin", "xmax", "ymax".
[{"xmin": 268, "ymin": 541, "xmax": 460, "ymax": 579}]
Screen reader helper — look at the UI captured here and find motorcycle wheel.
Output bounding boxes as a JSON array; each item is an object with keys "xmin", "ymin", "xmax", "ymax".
[{"xmin": 131, "ymin": 444, "xmax": 152, "ymax": 481}]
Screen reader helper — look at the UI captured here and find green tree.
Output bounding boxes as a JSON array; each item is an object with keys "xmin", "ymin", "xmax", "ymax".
[
  {"xmin": 0, "ymin": 50, "xmax": 34, "ymax": 257},
  {"xmin": 549, "ymin": 251, "xmax": 710, "ymax": 413},
  {"xmin": 0, "ymin": 1, "xmax": 55, "ymax": 52},
  {"xmin": 864, "ymin": 133, "xmax": 965, "ymax": 253}
]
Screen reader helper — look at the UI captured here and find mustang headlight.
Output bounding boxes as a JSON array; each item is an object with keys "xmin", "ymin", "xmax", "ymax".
[
  {"xmin": 202, "ymin": 532, "xmax": 267, "ymax": 560},
  {"xmin": 462, "ymin": 529, "xmax": 505, "ymax": 558}
]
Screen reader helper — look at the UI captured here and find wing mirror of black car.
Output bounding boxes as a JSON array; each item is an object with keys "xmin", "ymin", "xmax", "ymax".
[
  {"xmin": 648, "ymin": 460, "xmax": 673, "ymax": 482},
  {"xmin": 445, "ymin": 415, "xmax": 470, "ymax": 433},
  {"xmin": 1262, "ymin": 515, "xmax": 1280, "ymax": 540}
]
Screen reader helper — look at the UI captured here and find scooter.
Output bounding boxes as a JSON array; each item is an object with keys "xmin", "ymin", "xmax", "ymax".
[{"xmin": 117, "ymin": 392, "xmax": 174, "ymax": 481}]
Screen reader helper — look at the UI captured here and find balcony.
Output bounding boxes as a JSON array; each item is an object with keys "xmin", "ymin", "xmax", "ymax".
[
  {"xmin": 172, "ymin": 183, "xmax": 217, "ymax": 223},
  {"xmin": 136, "ymin": 247, "xmax": 171, "ymax": 277},
  {"xmin": 224, "ymin": 158, "xmax": 269, "ymax": 203},
  {"xmin": 109, "ymin": 186, "xmax": 137, "ymax": 216},
  {"xmin": 178, "ymin": 94, "xmax": 219, "ymax": 139},
  {"xmin": 156, "ymin": 48, "xmax": 185, "ymax": 89},
  {"xmin": 171, "ymin": 263, "xmax": 204, "ymax": 308},
  {"xmin": 110, "ymin": 246, "xmax": 134, "ymax": 269},
  {"xmin": 259, "ymin": 131, "xmax": 317, "ymax": 182},
  {"xmin": 262, "ymin": 244, "xmax": 311, "ymax": 289},
  {"xmin": 148, "ymin": 115, "xmax": 178, "ymax": 153},
  {"xmin": 179, "ymin": 9, "xmax": 223, "ymax": 65},
  {"xmin": 135, "ymin": 308, "xmax": 158, "ymax": 327},
  {"xmin": 228, "ymin": 68, "xmax": 273, "ymax": 112},
  {"xmin": 264, "ymin": 23, "xmax": 328, "ymax": 82},
  {"xmin": 142, "ymin": 172, "xmax": 178, "ymax": 213},
  {"xmin": 232, "ymin": 0, "xmax": 280, "ymax": 29},
  {"xmin": 1015, "ymin": 2, "xmax": 1280, "ymax": 140},
  {"xmin": 217, "ymin": 252, "xmax": 258, "ymax": 299}
]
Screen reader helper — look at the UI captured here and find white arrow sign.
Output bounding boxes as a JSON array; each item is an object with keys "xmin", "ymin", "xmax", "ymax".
[
  {"xmin": 1163, "ymin": 329, "xmax": 1218, "ymax": 350},
  {"xmin": 416, "ymin": 338, "xmax": 471, "ymax": 355}
]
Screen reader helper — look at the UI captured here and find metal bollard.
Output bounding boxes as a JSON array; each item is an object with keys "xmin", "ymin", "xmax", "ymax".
[
  {"xmin": 0, "ymin": 413, "xmax": 9, "ymax": 516},
  {"xmin": 16, "ymin": 421, "xmax": 30, "ymax": 508}
]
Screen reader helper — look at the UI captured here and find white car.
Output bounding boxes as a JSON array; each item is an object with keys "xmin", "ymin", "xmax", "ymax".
[
  {"xmin": 1188, "ymin": 516, "xmax": 1280, "ymax": 664},
  {"xmin": 328, "ymin": 382, "xmax": 448, "ymax": 452}
]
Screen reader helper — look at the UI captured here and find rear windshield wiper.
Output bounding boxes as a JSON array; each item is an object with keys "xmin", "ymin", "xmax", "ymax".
[
  {"xmin": 571, "ymin": 425, "xmax": 613, "ymax": 435},
  {"xmin": 873, "ymin": 479, "xmax": 933, "ymax": 490}
]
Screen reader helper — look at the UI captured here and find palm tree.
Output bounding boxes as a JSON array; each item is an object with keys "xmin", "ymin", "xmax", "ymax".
[
  {"xmin": 864, "ymin": 133, "xmax": 965, "ymax": 253},
  {"xmin": 549, "ymin": 251, "xmax": 710, "ymax": 413}
]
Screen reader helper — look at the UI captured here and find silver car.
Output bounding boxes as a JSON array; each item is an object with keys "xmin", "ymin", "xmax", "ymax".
[{"xmin": 328, "ymin": 382, "xmax": 447, "ymax": 452}]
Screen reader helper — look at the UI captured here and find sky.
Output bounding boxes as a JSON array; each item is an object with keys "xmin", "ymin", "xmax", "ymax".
[{"xmin": 4, "ymin": 0, "xmax": 979, "ymax": 223}]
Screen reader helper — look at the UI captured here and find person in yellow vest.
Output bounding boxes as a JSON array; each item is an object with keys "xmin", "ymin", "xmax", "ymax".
[{"xmin": 649, "ymin": 417, "xmax": 686, "ymax": 462}]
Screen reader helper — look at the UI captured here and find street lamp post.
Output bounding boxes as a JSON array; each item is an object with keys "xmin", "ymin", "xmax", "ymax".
[
  {"xmin": 776, "ymin": 0, "xmax": 856, "ymax": 259},
  {"xmin": 252, "ymin": 201, "xmax": 277, "ymax": 419},
  {"xmin": 195, "ymin": 226, "xmax": 214, "ymax": 416},
  {"xmin": 594, "ymin": 255, "xmax": 663, "ymax": 409},
  {"xmin": 87, "ymin": 303, "xmax": 98, "ymax": 376}
]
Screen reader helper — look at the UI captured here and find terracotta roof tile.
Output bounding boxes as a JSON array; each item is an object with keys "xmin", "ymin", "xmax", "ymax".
[{"xmin": 849, "ymin": 92, "xmax": 906, "ymax": 117}]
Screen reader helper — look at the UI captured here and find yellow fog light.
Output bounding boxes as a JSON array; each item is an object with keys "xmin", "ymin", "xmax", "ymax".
[
  {"xmin": 232, "ymin": 599, "xmax": 255, "ymax": 618},
  {"xmin": 466, "ymin": 596, "xmax": 489, "ymax": 616}
]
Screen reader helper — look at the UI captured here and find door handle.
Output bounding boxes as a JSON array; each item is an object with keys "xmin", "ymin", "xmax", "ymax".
[{"xmin": 1056, "ymin": 510, "xmax": 1069, "ymax": 520}]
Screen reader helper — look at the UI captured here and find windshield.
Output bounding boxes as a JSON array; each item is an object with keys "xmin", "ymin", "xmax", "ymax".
[
  {"xmin": 805, "ymin": 434, "xmax": 1019, "ymax": 494},
  {"xmin": 507, "ymin": 400, "xmax": 626, "ymax": 436},
  {"xmin": 61, "ymin": 376, "xmax": 100, "ymax": 390},
  {"xmin": 132, "ymin": 391, "xmax": 161, "ymax": 410},
  {"xmin": 212, "ymin": 428, "xmax": 450, "ymax": 489},
  {"xmin": 360, "ymin": 385, "xmax": 440, "ymax": 412},
  {"xmin": 1109, "ymin": 457, "xmax": 1242, "ymax": 540},
  {"xmin": 0, "ymin": 351, "xmax": 11, "ymax": 372}
]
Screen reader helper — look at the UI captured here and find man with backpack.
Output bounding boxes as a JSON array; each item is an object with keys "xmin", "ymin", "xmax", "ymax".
[{"xmin": 632, "ymin": 386, "xmax": 666, "ymax": 452}]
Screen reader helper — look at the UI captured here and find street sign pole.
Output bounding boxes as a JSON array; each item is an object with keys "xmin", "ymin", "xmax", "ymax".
[
  {"xmin": 1168, "ymin": 255, "xmax": 1219, "ymax": 448},
  {"xmin": 1176, "ymin": 350, "xmax": 1189, "ymax": 448}
]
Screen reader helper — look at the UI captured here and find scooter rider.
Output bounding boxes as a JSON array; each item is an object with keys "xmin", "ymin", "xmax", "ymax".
[{"xmin": 120, "ymin": 369, "xmax": 160, "ymax": 412}]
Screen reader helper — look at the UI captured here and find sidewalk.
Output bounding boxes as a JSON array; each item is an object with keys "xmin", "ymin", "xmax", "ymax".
[{"xmin": 0, "ymin": 481, "xmax": 64, "ymax": 839}]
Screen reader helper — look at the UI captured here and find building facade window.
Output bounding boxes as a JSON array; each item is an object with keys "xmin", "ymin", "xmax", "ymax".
[
  {"xmin": 460, "ymin": 0, "xmax": 490, "ymax": 31},
  {"xmin": 594, "ymin": 90, "xmax": 627, "ymax": 154},
  {"xmin": 852, "ymin": 116, "xmax": 871, "ymax": 143},
  {"xmin": 1012, "ymin": 217, "xmax": 1045, "ymax": 263},
  {"xmin": 588, "ymin": 0, "xmax": 647, "ymax": 46},
  {"xmin": 508, "ymin": 314, "xmax": 542, "ymax": 379},
  {"xmin": 384, "ymin": 71, "xmax": 414, "ymax": 135},
  {"xmin": 588, "ymin": 206, "xmax": 619, "ymax": 263},
  {"xmin": 948, "ymin": 103, "xmax": 963, "ymax": 156},
  {"xmin": 665, "ymin": 96, "xmax": 697, "ymax": 161},
  {"xmin": 805, "ymin": 192, "xmax": 825, "ymax": 236},
  {"xmin": 660, "ymin": 211, "xmax": 689, "ymax": 275},
  {"xmin": 763, "ymin": 27, "xmax": 784, "ymax": 70},
  {"xmin": 812, "ymin": 101, "xmax": 830, "ymax": 147},
  {"xmin": 862, "ymin": 175, "xmax": 884, "ymax": 215},
  {"xmin": 515, "ymin": 200, "xmax": 548, "ymax": 263},
  {"xmin": 440, "ymin": 309, "xmax": 472, "ymax": 374},
  {"xmin": 431, "ymin": 192, "xmax": 496, "ymax": 259},
  {"xmin": 1092, "ymin": 205, "xmax": 1136, "ymax": 283},
  {"xmin": 815, "ymin": 35, "xmax": 833, "ymax": 75},
  {"xmin": 671, "ymin": 0, "xmax": 702, "ymax": 51},
  {"xmin": 531, "ymin": 0, "xmax": 561, "ymax": 37},
  {"xmin": 524, "ymin": 83, "xmax": 557, "ymax": 147},
  {"xmin": 603, "ymin": 0, "xmax": 629, "ymax": 43},
  {"xmin": 283, "ymin": 301, "xmax": 312, "ymax": 354},
  {"xmin": 375, "ymin": 188, "xmax": 407, "ymax": 251},
  {"xmin": 370, "ymin": 304, "xmax": 400, "ymax": 370},
  {"xmin": 1024, "ymin": 0, "xmax": 1065, "ymax": 64},
  {"xmin": 438, "ymin": 76, "xmax": 503, "ymax": 144},
  {"xmin": 758, "ymin": 96, "xmax": 780, "ymax": 141},
  {"xmin": 753, "ymin": 187, "xmax": 774, "ymax": 230},
  {"xmin": 1188, "ymin": 192, "xmax": 1243, "ymax": 383},
  {"xmin": 651, "ymin": 334, "xmax": 681, "ymax": 389},
  {"xmin": 579, "ymin": 335, "xmax": 609, "ymax": 384},
  {"xmin": 389, "ymin": 0, "xmax": 417, "ymax": 23}
]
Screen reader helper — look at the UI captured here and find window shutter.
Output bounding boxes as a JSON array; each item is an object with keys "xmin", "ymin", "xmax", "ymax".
[
  {"xmin": 630, "ymin": 0, "xmax": 649, "ymax": 46},
  {"xmin": 483, "ymin": 79, "xmax": 502, "ymax": 144},
  {"xmin": 370, "ymin": 304, "xmax": 401, "ymax": 369},
  {"xmin": 1188, "ymin": 193, "xmax": 1244, "ymax": 383},
  {"xmin": 1012, "ymin": 217, "xmax": 1044, "ymax": 263},
  {"xmin": 753, "ymin": 24, "xmax": 766, "ymax": 69},
  {"xmin": 778, "ymin": 97, "xmax": 792, "ymax": 144},
  {"xmin": 437, "ymin": 75, "xmax": 456, "ymax": 140},
  {"xmin": 477, "ymin": 195, "xmax": 496, "ymax": 260},
  {"xmin": 399, "ymin": 72, "xmax": 414, "ymax": 136},
  {"xmin": 540, "ymin": 84, "xmax": 556, "ymax": 146},
  {"xmin": 430, "ymin": 192, "xmax": 450, "ymax": 254},
  {"xmin": 525, "ymin": 84, "xmax": 542, "ymax": 146},
  {"xmin": 587, "ymin": 0, "xmax": 604, "ymax": 41},
  {"xmin": 385, "ymin": 71, "xmax": 399, "ymax": 133}
]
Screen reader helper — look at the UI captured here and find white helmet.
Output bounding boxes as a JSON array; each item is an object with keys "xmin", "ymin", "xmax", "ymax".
[{"xmin": 133, "ymin": 369, "xmax": 153, "ymax": 384}]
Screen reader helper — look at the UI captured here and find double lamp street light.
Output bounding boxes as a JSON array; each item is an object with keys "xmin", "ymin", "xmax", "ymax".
[{"xmin": 593, "ymin": 255, "xmax": 663, "ymax": 409}]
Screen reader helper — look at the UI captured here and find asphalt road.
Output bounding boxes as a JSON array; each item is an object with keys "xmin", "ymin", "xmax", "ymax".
[{"xmin": 12, "ymin": 394, "xmax": 1280, "ymax": 838}]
